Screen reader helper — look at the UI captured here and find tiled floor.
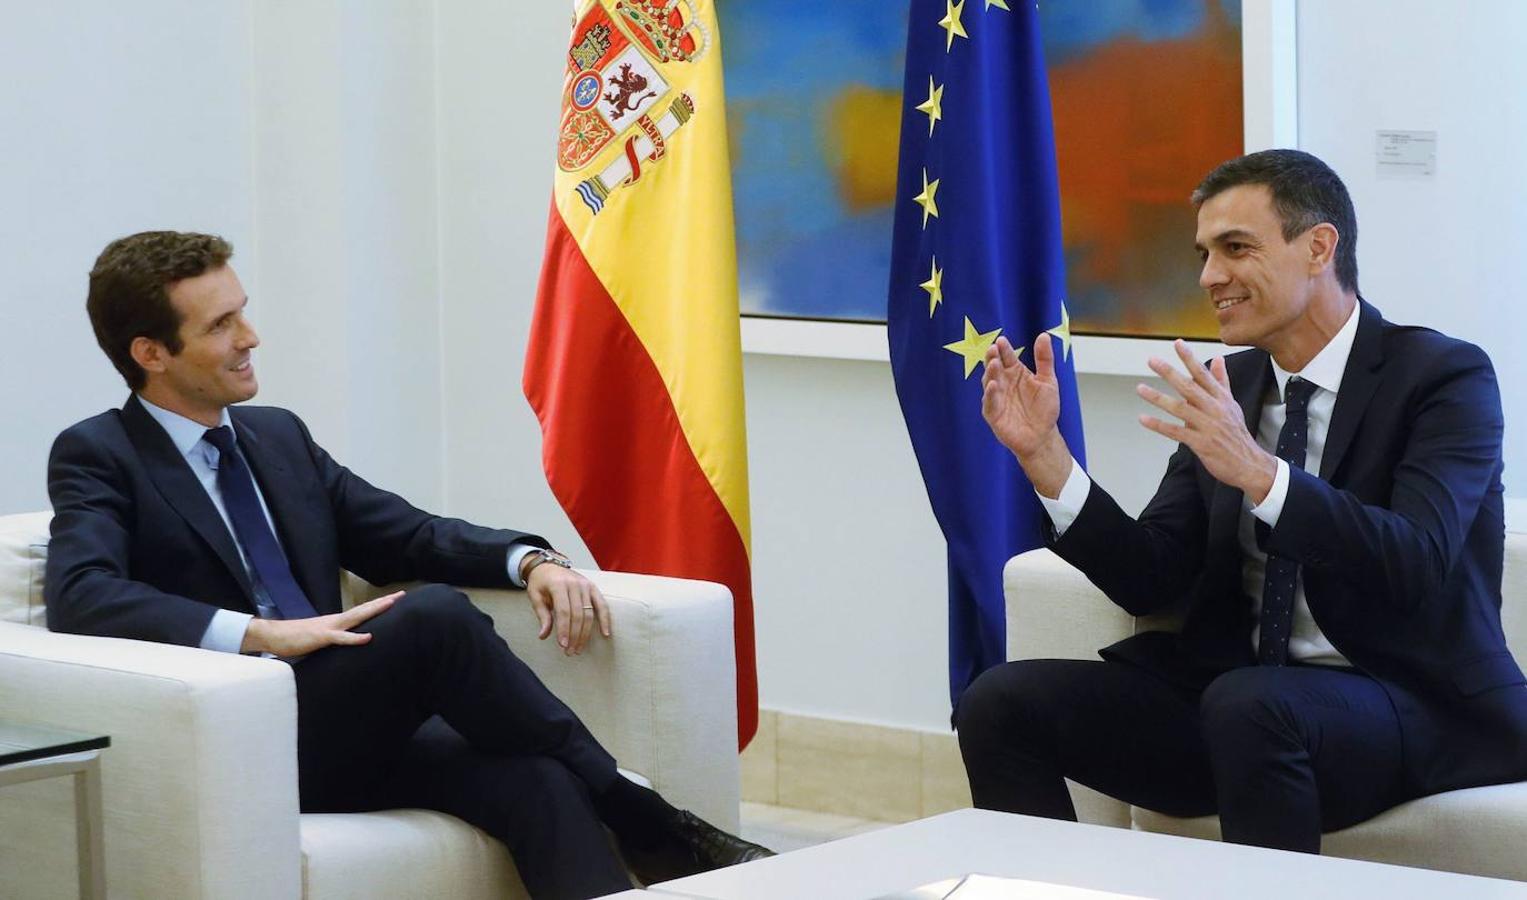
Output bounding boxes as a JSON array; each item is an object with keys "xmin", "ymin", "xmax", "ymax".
[{"xmin": 739, "ymin": 801, "xmax": 892, "ymax": 854}]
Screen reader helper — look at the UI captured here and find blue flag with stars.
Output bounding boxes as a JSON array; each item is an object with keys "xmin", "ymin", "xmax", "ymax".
[{"xmin": 888, "ymin": 0, "xmax": 1087, "ymax": 709}]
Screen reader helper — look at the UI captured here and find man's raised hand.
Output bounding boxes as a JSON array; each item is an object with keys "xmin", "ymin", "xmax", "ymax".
[
  {"xmin": 981, "ymin": 333, "xmax": 1073, "ymax": 498},
  {"xmin": 1136, "ymin": 340, "xmax": 1278, "ymax": 503}
]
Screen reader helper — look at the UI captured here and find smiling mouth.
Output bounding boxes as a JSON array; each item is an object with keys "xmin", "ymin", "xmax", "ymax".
[{"xmin": 1214, "ymin": 296, "xmax": 1248, "ymax": 311}]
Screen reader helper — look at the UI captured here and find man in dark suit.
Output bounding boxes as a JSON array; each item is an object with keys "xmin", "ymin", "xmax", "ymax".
[
  {"xmin": 46, "ymin": 230, "xmax": 770, "ymax": 899},
  {"xmin": 957, "ymin": 149, "xmax": 1527, "ymax": 851}
]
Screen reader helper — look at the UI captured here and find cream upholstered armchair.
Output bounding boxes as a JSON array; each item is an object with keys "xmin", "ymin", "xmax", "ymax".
[
  {"xmin": 0, "ymin": 510, "xmax": 740, "ymax": 899},
  {"xmin": 1004, "ymin": 536, "xmax": 1527, "ymax": 881}
]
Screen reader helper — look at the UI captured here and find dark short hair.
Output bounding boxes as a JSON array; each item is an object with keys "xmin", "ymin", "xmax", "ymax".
[
  {"xmin": 1192, "ymin": 149, "xmax": 1359, "ymax": 294},
  {"xmin": 86, "ymin": 231, "xmax": 233, "ymax": 390}
]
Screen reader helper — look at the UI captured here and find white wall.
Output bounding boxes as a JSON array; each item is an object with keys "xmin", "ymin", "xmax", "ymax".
[
  {"xmin": 250, "ymin": 0, "xmax": 446, "ymax": 510},
  {"xmin": 0, "ymin": 1, "xmax": 255, "ymax": 512},
  {"xmin": 1297, "ymin": 0, "xmax": 1527, "ymax": 513},
  {"xmin": 4, "ymin": 0, "xmax": 1524, "ymax": 734},
  {"xmin": 0, "ymin": 0, "xmax": 445, "ymax": 515}
]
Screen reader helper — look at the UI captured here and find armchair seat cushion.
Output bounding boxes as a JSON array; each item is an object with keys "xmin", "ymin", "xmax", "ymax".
[
  {"xmin": 300, "ymin": 809, "xmax": 523, "ymax": 900},
  {"xmin": 1133, "ymin": 782, "xmax": 1527, "ymax": 881}
]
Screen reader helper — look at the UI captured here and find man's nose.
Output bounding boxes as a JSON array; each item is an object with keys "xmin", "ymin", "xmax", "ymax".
[
  {"xmin": 1199, "ymin": 255, "xmax": 1228, "ymax": 291},
  {"xmin": 238, "ymin": 318, "xmax": 260, "ymax": 349}
]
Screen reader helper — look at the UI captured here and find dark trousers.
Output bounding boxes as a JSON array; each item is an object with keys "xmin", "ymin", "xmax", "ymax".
[
  {"xmin": 291, "ymin": 584, "xmax": 631, "ymax": 899},
  {"xmin": 954, "ymin": 657, "xmax": 1406, "ymax": 853}
]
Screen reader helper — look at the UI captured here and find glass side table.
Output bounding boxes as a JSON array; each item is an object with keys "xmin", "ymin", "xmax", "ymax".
[{"xmin": 0, "ymin": 720, "xmax": 111, "ymax": 899}]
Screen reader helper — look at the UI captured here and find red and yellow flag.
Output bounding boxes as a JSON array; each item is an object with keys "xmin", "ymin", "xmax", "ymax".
[{"xmin": 524, "ymin": 0, "xmax": 756, "ymax": 747}]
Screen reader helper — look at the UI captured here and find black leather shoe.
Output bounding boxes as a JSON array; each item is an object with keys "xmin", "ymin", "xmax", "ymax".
[{"xmin": 622, "ymin": 810, "xmax": 776, "ymax": 885}]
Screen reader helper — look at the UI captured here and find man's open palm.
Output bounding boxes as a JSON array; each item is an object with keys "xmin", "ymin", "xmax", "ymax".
[{"xmin": 981, "ymin": 333, "xmax": 1060, "ymax": 458}]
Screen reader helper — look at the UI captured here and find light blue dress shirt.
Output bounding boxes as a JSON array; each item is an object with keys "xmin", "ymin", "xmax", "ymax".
[{"xmin": 136, "ymin": 397, "xmax": 535, "ymax": 654}]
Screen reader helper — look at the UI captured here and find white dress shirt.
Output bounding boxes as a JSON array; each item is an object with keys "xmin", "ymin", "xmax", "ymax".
[
  {"xmin": 1039, "ymin": 302, "xmax": 1361, "ymax": 664},
  {"xmin": 137, "ymin": 397, "xmax": 536, "ymax": 654}
]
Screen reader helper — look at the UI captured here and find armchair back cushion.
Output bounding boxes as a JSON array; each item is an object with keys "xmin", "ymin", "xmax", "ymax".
[{"xmin": 0, "ymin": 510, "xmax": 51, "ymax": 626}]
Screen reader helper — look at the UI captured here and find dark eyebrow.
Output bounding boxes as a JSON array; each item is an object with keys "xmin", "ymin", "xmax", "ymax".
[
  {"xmin": 1194, "ymin": 229, "xmax": 1258, "ymax": 253},
  {"xmin": 205, "ymin": 296, "xmax": 249, "ymax": 333}
]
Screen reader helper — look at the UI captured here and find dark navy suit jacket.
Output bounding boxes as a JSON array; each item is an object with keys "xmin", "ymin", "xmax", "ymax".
[
  {"xmin": 1052, "ymin": 301, "xmax": 1527, "ymax": 798},
  {"xmin": 45, "ymin": 395, "xmax": 547, "ymax": 647}
]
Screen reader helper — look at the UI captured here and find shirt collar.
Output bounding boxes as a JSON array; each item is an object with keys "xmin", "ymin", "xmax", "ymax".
[
  {"xmin": 136, "ymin": 395, "xmax": 234, "ymax": 459},
  {"xmin": 1270, "ymin": 301, "xmax": 1360, "ymax": 401}
]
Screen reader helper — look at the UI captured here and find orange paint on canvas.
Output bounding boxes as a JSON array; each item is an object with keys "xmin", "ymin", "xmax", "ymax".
[{"xmin": 1048, "ymin": 3, "xmax": 1242, "ymax": 338}]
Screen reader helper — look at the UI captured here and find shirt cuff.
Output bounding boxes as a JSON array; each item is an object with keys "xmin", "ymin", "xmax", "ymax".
[
  {"xmin": 506, "ymin": 542, "xmax": 537, "ymax": 588},
  {"xmin": 1249, "ymin": 458, "xmax": 1291, "ymax": 527},
  {"xmin": 1036, "ymin": 457, "xmax": 1091, "ymax": 538},
  {"xmin": 199, "ymin": 609, "xmax": 254, "ymax": 654}
]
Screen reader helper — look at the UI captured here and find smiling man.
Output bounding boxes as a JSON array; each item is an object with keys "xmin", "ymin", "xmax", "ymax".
[
  {"xmin": 957, "ymin": 150, "xmax": 1527, "ymax": 852},
  {"xmin": 45, "ymin": 231, "xmax": 769, "ymax": 899}
]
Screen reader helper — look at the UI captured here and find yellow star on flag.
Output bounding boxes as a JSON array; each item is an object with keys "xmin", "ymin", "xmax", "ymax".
[
  {"xmin": 916, "ymin": 77, "xmax": 945, "ymax": 136},
  {"xmin": 921, "ymin": 257, "xmax": 944, "ymax": 317},
  {"xmin": 944, "ymin": 316, "xmax": 1003, "ymax": 378},
  {"xmin": 986, "ymin": 0, "xmax": 1011, "ymax": 9},
  {"xmin": 940, "ymin": 0, "xmax": 969, "ymax": 51},
  {"xmin": 1046, "ymin": 301, "xmax": 1074, "ymax": 361},
  {"xmin": 914, "ymin": 168, "xmax": 940, "ymax": 227}
]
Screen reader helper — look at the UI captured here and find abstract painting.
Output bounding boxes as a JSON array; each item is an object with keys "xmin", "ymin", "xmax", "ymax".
[{"xmin": 719, "ymin": 0, "xmax": 1243, "ymax": 338}]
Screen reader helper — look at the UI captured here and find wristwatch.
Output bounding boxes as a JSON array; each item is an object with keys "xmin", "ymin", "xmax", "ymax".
[{"xmin": 522, "ymin": 547, "xmax": 574, "ymax": 581}]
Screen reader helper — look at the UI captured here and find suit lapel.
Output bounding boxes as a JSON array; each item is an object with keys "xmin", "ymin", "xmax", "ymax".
[
  {"xmin": 121, "ymin": 396, "xmax": 254, "ymax": 600},
  {"xmin": 1320, "ymin": 301, "xmax": 1385, "ymax": 481}
]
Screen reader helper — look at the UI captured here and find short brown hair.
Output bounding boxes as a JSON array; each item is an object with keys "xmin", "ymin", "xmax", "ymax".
[{"xmin": 86, "ymin": 231, "xmax": 233, "ymax": 390}]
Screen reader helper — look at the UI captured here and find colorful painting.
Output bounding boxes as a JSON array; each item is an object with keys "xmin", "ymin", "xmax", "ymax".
[{"xmin": 719, "ymin": 0, "xmax": 1242, "ymax": 338}]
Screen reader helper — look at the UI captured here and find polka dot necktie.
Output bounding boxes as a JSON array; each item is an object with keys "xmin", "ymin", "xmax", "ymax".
[{"xmin": 1257, "ymin": 376, "xmax": 1317, "ymax": 666}]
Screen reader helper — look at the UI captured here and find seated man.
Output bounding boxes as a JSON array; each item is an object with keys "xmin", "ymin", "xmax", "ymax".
[
  {"xmin": 959, "ymin": 149, "xmax": 1527, "ymax": 851},
  {"xmin": 46, "ymin": 230, "xmax": 771, "ymax": 899}
]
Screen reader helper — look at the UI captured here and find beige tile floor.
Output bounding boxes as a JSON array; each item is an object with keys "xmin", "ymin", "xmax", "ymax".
[{"xmin": 738, "ymin": 801, "xmax": 892, "ymax": 854}]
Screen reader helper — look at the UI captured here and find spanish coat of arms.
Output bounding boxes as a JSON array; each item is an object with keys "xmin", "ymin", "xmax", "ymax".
[{"xmin": 558, "ymin": 0, "xmax": 709, "ymax": 215}]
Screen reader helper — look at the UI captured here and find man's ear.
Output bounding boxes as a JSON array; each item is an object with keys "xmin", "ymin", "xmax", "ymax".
[
  {"xmin": 130, "ymin": 336, "xmax": 169, "ymax": 377},
  {"xmin": 1306, "ymin": 222, "xmax": 1340, "ymax": 276}
]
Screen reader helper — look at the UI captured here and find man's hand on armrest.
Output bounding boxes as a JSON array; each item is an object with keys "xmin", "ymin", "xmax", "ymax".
[
  {"xmin": 524, "ymin": 564, "xmax": 612, "ymax": 657},
  {"xmin": 240, "ymin": 591, "xmax": 402, "ymax": 656}
]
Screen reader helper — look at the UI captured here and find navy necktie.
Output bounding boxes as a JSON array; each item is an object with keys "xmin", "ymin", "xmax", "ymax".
[
  {"xmin": 203, "ymin": 426, "xmax": 318, "ymax": 620},
  {"xmin": 1257, "ymin": 377, "xmax": 1317, "ymax": 666}
]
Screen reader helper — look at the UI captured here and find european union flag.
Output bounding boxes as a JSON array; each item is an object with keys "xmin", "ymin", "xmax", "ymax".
[{"xmin": 888, "ymin": 0, "xmax": 1087, "ymax": 708}]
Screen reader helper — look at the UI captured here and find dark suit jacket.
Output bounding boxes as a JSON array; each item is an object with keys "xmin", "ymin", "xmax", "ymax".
[
  {"xmin": 1052, "ymin": 301, "xmax": 1527, "ymax": 798},
  {"xmin": 45, "ymin": 395, "xmax": 547, "ymax": 647}
]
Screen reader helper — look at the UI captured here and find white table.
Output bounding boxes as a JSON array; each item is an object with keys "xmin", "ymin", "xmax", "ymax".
[{"xmin": 644, "ymin": 809, "xmax": 1527, "ymax": 899}]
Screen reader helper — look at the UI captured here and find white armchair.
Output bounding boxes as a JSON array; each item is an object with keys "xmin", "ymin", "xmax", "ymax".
[
  {"xmin": 1004, "ymin": 536, "xmax": 1527, "ymax": 881},
  {"xmin": 0, "ymin": 511, "xmax": 740, "ymax": 899}
]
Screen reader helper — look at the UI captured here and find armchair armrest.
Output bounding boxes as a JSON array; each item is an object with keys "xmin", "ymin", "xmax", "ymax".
[
  {"xmin": 452, "ymin": 572, "xmax": 740, "ymax": 832},
  {"xmin": 1004, "ymin": 548, "xmax": 1135, "ymax": 662},
  {"xmin": 0, "ymin": 621, "xmax": 302, "ymax": 899}
]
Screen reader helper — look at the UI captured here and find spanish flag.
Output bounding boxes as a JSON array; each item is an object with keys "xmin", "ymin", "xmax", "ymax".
[{"xmin": 523, "ymin": 0, "xmax": 756, "ymax": 747}]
